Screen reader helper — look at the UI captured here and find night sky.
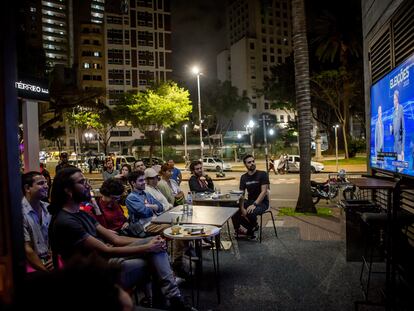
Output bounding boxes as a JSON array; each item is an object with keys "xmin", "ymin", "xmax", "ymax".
[{"xmin": 171, "ymin": 0, "xmax": 226, "ymax": 84}]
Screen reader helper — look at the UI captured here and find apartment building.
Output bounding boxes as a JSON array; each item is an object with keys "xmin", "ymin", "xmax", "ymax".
[
  {"xmin": 217, "ymin": 0, "xmax": 295, "ymax": 130},
  {"xmin": 103, "ymin": 0, "xmax": 172, "ymax": 153}
]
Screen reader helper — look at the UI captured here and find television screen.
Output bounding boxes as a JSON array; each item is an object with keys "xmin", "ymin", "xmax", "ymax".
[{"xmin": 370, "ymin": 53, "xmax": 414, "ymax": 175}]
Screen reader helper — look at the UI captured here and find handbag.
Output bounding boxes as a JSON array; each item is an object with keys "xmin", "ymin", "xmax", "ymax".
[{"xmin": 119, "ymin": 221, "xmax": 146, "ymax": 238}]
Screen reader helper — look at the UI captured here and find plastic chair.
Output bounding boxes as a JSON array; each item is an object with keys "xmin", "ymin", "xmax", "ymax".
[{"xmin": 258, "ymin": 209, "xmax": 278, "ymax": 243}]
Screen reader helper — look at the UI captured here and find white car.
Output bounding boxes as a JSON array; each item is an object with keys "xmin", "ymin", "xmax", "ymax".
[
  {"xmin": 275, "ymin": 155, "xmax": 324, "ymax": 173},
  {"xmin": 202, "ymin": 157, "xmax": 232, "ymax": 172}
]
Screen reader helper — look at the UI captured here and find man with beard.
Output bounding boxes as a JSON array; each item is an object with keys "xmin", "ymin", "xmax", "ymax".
[
  {"xmin": 49, "ymin": 167, "xmax": 195, "ymax": 311},
  {"xmin": 21, "ymin": 171, "xmax": 53, "ymax": 272},
  {"xmin": 133, "ymin": 159, "xmax": 146, "ymax": 173},
  {"xmin": 188, "ymin": 160, "xmax": 214, "ymax": 193},
  {"xmin": 233, "ymin": 155, "xmax": 270, "ymax": 239}
]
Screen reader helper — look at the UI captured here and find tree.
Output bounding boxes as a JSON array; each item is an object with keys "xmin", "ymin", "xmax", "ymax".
[
  {"xmin": 119, "ymin": 81, "xmax": 192, "ymax": 161},
  {"xmin": 41, "ymin": 126, "xmax": 65, "ymax": 152},
  {"xmin": 262, "ymin": 55, "xmax": 296, "ymax": 113},
  {"xmin": 200, "ymin": 80, "xmax": 250, "ymax": 153},
  {"xmin": 65, "ymin": 105, "xmax": 119, "ymax": 155},
  {"xmin": 292, "ymin": 0, "xmax": 316, "ymax": 213},
  {"xmin": 311, "ymin": 69, "xmax": 361, "ymax": 158},
  {"xmin": 311, "ymin": 4, "xmax": 362, "ymax": 158}
]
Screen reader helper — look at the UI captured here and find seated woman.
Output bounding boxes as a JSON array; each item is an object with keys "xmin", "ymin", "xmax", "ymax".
[
  {"xmin": 115, "ymin": 163, "xmax": 132, "ymax": 208},
  {"xmin": 157, "ymin": 163, "xmax": 185, "ymax": 206},
  {"xmin": 81, "ymin": 179, "xmax": 145, "ymax": 238}
]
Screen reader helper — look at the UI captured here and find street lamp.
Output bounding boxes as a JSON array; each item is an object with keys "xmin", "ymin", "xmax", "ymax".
[
  {"xmin": 246, "ymin": 120, "xmax": 255, "ymax": 157},
  {"xmin": 260, "ymin": 115, "xmax": 271, "ymax": 172},
  {"xmin": 333, "ymin": 124, "xmax": 340, "ymax": 172},
  {"xmin": 269, "ymin": 128, "xmax": 275, "ymax": 136},
  {"xmin": 160, "ymin": 130, "xmax": 164, "ymax": 162},
  {"xmin": 192, "ymin": 66, "xmax": 204, "ymax": 159},
  {"xmin": 183, "ymin": 124, "xmax": 188, "ymax": 164},
  {"xmin": 84, "ymin": 132, "xmax": 93, "ymax": 151}
]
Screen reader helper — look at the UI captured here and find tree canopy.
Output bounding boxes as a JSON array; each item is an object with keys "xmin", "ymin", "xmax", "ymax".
[{"xmin": 120, "ymin": 81, "xmax": 192, "ymax": 131}]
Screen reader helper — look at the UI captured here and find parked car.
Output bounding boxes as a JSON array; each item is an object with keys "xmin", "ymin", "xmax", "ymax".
[
  {"xmin": 68, "ymin": 160, "xmax": 90, "ymax": 173},
  {"xmin": 115, "ymin": 155, "xmax": 137, "ymax": 170},
  {"xmin": 275, "ymin": 155, "xmax": 324, "ymax": 173},
  {"xmin": 140, "ymin": 157, "xmax": 164, "ymax": 168},
  {"xmin": 202, "ymin": 157, "xmax": 232, "ymax": 172}
]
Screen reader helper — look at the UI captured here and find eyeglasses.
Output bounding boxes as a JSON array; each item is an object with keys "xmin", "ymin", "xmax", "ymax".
[
  {"xmin": 76, "ymin": 178, "xmax": 90, "ymax": 186},
  {"xmin": 110, "ymin": 195, "xmax": 121, "ymax": 201}
]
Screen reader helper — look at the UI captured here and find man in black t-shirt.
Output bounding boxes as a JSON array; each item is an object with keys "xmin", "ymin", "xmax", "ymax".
[
  {"xmin": 49, "ymin": 167, "xmax": 195, "ymax": 311},
  {"xmin": 233, "ymin": 154, "xmax": 270, "ymax": 239}
]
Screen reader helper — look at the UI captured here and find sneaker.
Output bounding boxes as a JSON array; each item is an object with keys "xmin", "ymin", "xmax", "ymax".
[
  {"xmin": 169, "ymin": 296, "xmax": 198, "ymax": 311},
  {"xmin": 175, "ymin": 276, "xmax": 186, "ymax": 286},
  {"xmin": 234, "ymin": 228, "xmax": 248, "ymax": 238},
  {"xmin": 252, "ymin": 223, "xmax": 260, "ymax": 232},
  {"xmin": 139, "ymin": 297, "xmax": 153, "ymax": 308}
]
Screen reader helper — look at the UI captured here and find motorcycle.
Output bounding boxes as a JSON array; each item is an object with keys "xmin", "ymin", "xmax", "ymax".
[
  {"xmin": 311, "ymin": 170, "xmax": 356, "ymax": 204},
  {"xmin": 311, "ymin": 179, "xmax": 339, "ymax": 204}
]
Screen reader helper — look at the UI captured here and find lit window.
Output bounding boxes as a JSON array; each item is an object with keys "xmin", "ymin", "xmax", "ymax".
[
  {"xmin": 93, "ymin": 52, "xmax": 100, "ymax": 57},
  {"xmin": 83, "ymin": 63, "xmax": 90, "ymax": 69}
]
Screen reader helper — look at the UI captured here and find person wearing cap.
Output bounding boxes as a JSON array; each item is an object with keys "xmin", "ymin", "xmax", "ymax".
[
  {"xmin": 126, "ymin": 170, "xmax": 164, "ymax": 229},
  {"xmin": 144, "ymin": 168, "xmax": 173, "ymax": 212},
  {"xmin": 55, "ymin": 152, "xmax": 72, "ymax": 174}
]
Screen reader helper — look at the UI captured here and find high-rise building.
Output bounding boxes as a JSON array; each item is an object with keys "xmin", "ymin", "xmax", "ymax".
[
  {"xmin": 41, "ymin": 0, "xmax": 72, "ymax": 68},
  {"xmin": 102, "ymin": 0, "xmax": 172, "ymax": 153},
  {"xmin": 217, "ymin": 0, "xmax": 295, "ymax": 130}
]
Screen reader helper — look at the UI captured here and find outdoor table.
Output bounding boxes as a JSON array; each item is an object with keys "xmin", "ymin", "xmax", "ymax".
[
  {"xmin": 153, "ymin": 204, "xmax": 239, "ymax": 252},
  {"xmin": 192, "ymin": 191, "xmax": 243, "ymax": 207},
  {"xmin": 350, "ymin": 177, "xmax": 398, "ymax": 307},
  {"xmin": 164, "ymin": 225, "xmax": 221, "ymax": 306},
  {"xmin": 152, "ymin": 205, "xmax": 239, "ymax": 227}
]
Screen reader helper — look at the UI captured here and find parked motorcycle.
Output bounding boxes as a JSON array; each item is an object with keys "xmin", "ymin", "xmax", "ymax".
[
  {"xmin": 311, "ymin": 170, "xmax": 356, "ymax": 204},
  {"xmin": 311, "ymin": 179, "xmax": 339, "ymax": 204}
]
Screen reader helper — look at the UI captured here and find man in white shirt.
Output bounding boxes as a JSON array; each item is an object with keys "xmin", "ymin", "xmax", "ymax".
[
  {"xmin": 21, "ymin": 171, "xmax": 54, "ymax": 272},
  {"xmin": 144, "ymin": 168, "xmax": 173, "ymax": 211}
]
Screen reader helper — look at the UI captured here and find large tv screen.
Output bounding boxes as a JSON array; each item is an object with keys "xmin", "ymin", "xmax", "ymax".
[{"xmin": 370, "ymin": 53, "xmax": 414, "ymax": 175}]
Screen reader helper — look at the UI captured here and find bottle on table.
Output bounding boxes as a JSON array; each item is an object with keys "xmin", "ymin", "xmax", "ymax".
[{"xmin": 186, "ymin": 191, "xmax": 193, "ymax": 216}]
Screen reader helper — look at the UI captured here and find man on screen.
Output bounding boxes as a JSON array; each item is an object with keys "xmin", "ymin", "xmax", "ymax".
[
  {"xmin": 375, "ymin": 105, "xmax": 384, "ymax": 154},
  {"xmin": 390, "ymin": 90, "xmax": 405, "ymax": 160}
]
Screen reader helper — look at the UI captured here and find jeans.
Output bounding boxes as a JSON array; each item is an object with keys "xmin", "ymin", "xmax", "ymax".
[
  {"xmin": 109, "ymin": 237, "xmax": 180, "ymax": 299},
  {"xmin": 232, "ymin": 200, "xmax": 269, "ymax": 232}
]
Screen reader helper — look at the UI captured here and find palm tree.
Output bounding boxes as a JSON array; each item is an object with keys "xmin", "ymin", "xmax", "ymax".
[
  {"xmin": 292, "ymin": 0, "xmax": 316, "ymax": 213},
  {"xmin": 312, "ymin": 5, "xmax": 362, "ymax": 158}
]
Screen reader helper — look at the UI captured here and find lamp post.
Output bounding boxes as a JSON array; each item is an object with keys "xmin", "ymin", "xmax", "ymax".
[
  {"xmin": 246, "ymin": 120, "xmax": 255, "ymax": 157},
  {"xmin": 84, "ymin": 132, "xmax": 93, "ymax": 151},
  {"xmin": 269, "ymin": 128, "xmax": 275, "ymax": 155},
  {"xmin": 260, "ymin": 115, "xmax": 270, "ymax": 172},
  {"xmin": 183, "ymin": 124, "xmax": 188, "ymax": 164},
  {"xmin": 192, "ymin": 66, "xmax": 204, "ymax": 159},
  {"xmin": 333, "ymin": 124, "xmax": 339, "ymax": 172},
  {"xmin": 160, "ymin": 130, "xmax": 164, "ymax": 162}
]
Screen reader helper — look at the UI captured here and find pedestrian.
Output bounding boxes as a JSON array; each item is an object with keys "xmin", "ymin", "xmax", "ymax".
[{"xmin": 268, "ymin": 155, "xmax": 277, "ymax": 175}]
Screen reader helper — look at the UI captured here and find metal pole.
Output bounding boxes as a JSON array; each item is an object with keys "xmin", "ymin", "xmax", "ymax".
[
  {"xmin": 335, "ymin": 126, "xmax": 338, "ymax": 172},
  {"xmin": 184, "ymin": 125, "xmax": 188, "ymax": 163},
  {"xmin": 97, "ymin": 132, "xmax": 100, "ymax": 153},
  {"xmin": 262, "ymin": 117, "xmax": 268, "ymax": 172},
  {"xmin": 251, "ymin": 129, "xmax": 255, "ymax": 158},
  {"xmin": 161, "ymin": 131, "xmax": 164, "ymax": 161},
  {"xmin": 197, "ymin": 74, "xmax": 203, "ymax": 159}
]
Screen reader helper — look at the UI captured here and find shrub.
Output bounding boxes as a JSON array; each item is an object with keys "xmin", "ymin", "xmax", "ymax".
[{"xmin": 348, "ymin": 138, "xmax": 366, "ymax": 157}]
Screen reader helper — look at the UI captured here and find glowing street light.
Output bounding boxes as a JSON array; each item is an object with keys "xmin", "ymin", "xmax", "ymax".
[
  {"xmin": 183, "ymin": 124, "xmax": 188, "ymax": 164},
  {"xmin": 192, "ymin": 65, "xmax": 204, "ymax": 158},
  {"xmin": 160, "ymin": 130, "xmax": 164, "ymax": 161},
  {"xmin": 246, "ymin": 120, "xmax": 255, "ymax": 157},
  {"xmin": 333, "ymin": 124, "xmax": 340, "ymax": 172}
]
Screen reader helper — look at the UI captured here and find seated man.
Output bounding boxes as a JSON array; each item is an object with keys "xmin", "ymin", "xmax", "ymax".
[
  {"xmin": 144, "ymin": 168, "xmax": 173, "ymax": 211},
  {"xmin": 126, "ymin": 170, "xmax": 164, "ymax": 228},
  {"xmin": 21, "ymin": 171, "xmax": 54, "ymax": 272},
  {"xmin": 102, "ymin": 158, "xmax": 119, "ymax": 181},
  {"xmin": 188, "ymin": 160, "xmax": 214, "ymax": 193},
  {"xmin": 233, "ymin": 154, "xmax": 270, "ymax": 239},
  {"xmin": 49, "ymin": 167, "xmax": 194, "ymax": 310}
]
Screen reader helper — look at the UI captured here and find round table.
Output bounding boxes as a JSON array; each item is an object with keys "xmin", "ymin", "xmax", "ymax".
[{"xmin": 163, "ymin": 225, "xmax": 222, "ymax": 306}]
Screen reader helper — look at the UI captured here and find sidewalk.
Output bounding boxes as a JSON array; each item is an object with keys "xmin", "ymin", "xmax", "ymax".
[{"xmin": 188, "ymin": 206, "xmax": 373, "ymax": 311}]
